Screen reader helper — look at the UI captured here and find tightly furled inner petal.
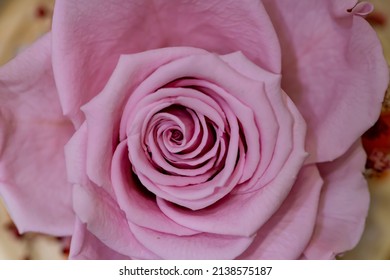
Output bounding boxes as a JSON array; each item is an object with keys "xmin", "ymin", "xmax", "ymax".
[
  {"xmin": 126, "ymin": 85, "xmax": 246, "ymax": 210},
  {"xmin": 145, "ymin": 105, "xmax": 220, "ymax": 175}
]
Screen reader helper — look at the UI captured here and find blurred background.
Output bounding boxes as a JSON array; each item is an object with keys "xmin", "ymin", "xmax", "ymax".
[{"xmin": 0, "ymin": 0, "xmax": 389, "ymax": 260}]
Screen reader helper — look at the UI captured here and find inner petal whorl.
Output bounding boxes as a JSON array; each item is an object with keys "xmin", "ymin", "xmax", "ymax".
[
  {"xmin": 169, "ymin": 129, "xmax": 183, "ymax": 143},
  {"xmin": 125, "ymin": 87, "xmax": 247, "ymax": 209},
  {"xmin": 144, "ymin": 104, "xmax": 222, "ymax": 178}
]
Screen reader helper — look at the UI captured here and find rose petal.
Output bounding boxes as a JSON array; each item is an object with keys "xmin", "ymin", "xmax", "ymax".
[
  {"xmin": 262, "ymin": 0, "xmax": 389, "ymax": 162},
  {"xmin": 111, "ymin": 141, "xmax": 200, "ymax": 236},
  {"xmin": 302, "ymin": 141, "xmax": 370, "ymax": 259},
  {"xmin": 70, "ymin": 219, "xmax": 131, "ymax": 260},
  {"xmin": 238, "ymin": 165, "xmax": 323, "ymax": 259},
  {"xmin": 196, "ymin": 52, "xmax": 300, "ymax": 191},
  {"xmin": 73, "ymin": 183, "xmax": 159, "ymax": 259},
  {"xmin": 129, "ymin": 222, "xmax": 254, "ymax": 260},
  {"xmin": 0, "ymin": 34, "xmax": 75, "ymax": 235},
  {"xmin": 52, "ymin": 0, "xmax": 281, "ymax": 125},
  {"xmin": 349, "ymin": 2, "xmax": 373, "ymax": 17}
]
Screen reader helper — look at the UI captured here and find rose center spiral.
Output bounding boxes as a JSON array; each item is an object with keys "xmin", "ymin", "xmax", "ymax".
[{"xmin": 170, "ymin": 129, "xmax": 183, "ymax": 143}]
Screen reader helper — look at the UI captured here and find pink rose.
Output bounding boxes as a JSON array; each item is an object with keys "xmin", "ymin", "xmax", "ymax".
[{"xmin": 0, "ymin": 0, "xmax": 388, "ymax": 259}]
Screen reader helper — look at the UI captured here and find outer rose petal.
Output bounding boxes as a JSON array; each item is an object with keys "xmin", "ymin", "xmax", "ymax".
[
  {"xmin": 129, "ymin": 223, "xmax": 254, "ymax": 260},
  {"xmin": 52, "ymin": 0, "xmax": 281, "ymax": 126},
  {"xmin": 72, "ymin": 183, "xmax": 160, "ymax": 259},
  {"xmin": 238, "ymin": 165, "xmax": 323, "ymax": 259},
  {"xmin": 0, "ymin": 34, "xmax": 75, "ymax": 235},
  {"xmin": 302, "ymin": 141, "xmax": 370, "ymax": 259},
  {"xmin": 262, "ymin": 0, "xmax": 389, "ymax": 162},
  {"xmin": 70, "ymin": 219, "xmax": 131, "ymax": 260},
  {"xmin": 111, "ymin": 141, "xmax": 200, "ymax": 236}
]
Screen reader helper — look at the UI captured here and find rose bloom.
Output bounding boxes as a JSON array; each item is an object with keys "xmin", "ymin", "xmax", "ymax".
[{"xmin": 0, "ymin": 0, "xmax": 388, "ymax": 259}]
